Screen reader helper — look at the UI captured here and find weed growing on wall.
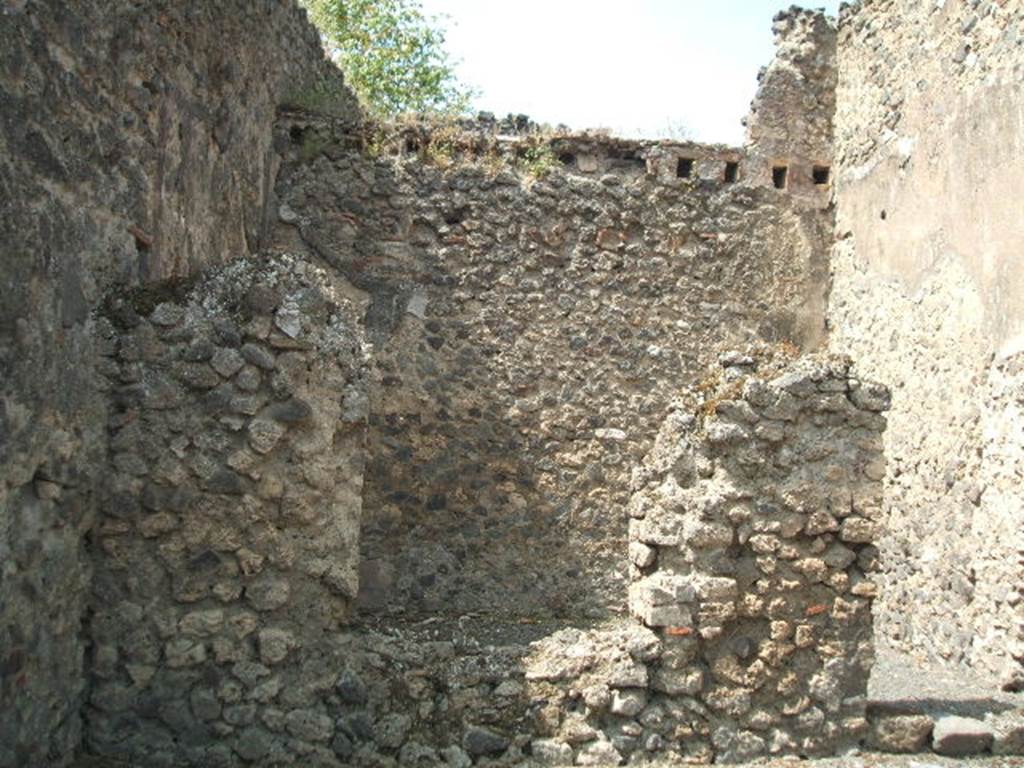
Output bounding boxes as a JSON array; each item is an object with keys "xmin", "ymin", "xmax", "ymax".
[
  {"xmin": 517, "ymin": 142, "xmax": 560, "ymax": 179},
  {"xmin": 356, "ymin": 118, "xmax": 564, "ymax": 180}
]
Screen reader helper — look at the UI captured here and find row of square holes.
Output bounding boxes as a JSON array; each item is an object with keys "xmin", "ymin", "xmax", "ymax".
[{"xmin": 677, "ymin": 158, "xmax": 830, "ymax": 188}]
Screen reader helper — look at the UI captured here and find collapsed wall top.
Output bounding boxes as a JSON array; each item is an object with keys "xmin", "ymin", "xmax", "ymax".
[{"xmin": 745, "ymin": 6, "xmax": 838, "ymax": 199}]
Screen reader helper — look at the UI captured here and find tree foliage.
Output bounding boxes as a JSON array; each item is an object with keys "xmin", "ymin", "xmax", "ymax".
[{"xmin": 301, "ymin": 0, "xmax": 474, "ymax": 117}]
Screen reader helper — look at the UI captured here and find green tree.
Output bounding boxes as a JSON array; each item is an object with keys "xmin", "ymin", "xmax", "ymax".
[{"xmin": 301, "ymin": 0, "xmax": 474, "ymax": 117}]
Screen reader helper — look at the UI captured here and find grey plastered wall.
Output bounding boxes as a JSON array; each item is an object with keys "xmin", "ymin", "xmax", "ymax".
[
  {"xmin": 828, "ymin": 0, "xmax": 1024, "ymax": 687},
  {"xmin": 0, "ymin": 2, "xmax": 358, "ymax": 764}
]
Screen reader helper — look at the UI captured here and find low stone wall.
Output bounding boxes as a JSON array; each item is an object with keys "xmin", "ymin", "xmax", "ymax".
[
  {"xmin": 262, "ymin": 352, "xmax": 890, "ymax": 767},
  {"xmin": 85, "ymin": 254, "xmax": 368, "ymax": 767},
  {"xmin": 625, "ymin": 351, "xmax": 889, "ymax": 761}
]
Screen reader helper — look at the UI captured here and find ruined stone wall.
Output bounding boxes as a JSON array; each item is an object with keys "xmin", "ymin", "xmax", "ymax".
[
  {"xmin": 271, "ymin": 114, "xmax": 834, "ymax": 621},
  {"xmin": 195, "ymin": 350, "xmax": 888, "ymax": 768},
  {"xmin": 828, "ymin": 0, "xmax": 1024, "ymax": 688},
  {"xmin": 0, "ymin": 2, "xmax": 941, "ymax": 764},
  {"xmin": 0, "ymin": 2, "xmax": 358, "ymax": 765},
  {"xmin": 624, "ymin": 351, "xmax": 889, "ymax": 761},
  {"xmin": 87, "ymin": 254, "xmax": 368, "ymax": 767},
  {"xmin": 745, "ymin": 7, "xmax": 837, "ymax": 202}
]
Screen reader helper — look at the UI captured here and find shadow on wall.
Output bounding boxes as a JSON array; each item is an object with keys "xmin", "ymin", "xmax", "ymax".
[
  {"xmin": 266, "ymin": 114, "xmax": 834, "ymax": 624},
  {"xmin": 270, "ymin": 126, "xmax": 609, "ymax": 621}
]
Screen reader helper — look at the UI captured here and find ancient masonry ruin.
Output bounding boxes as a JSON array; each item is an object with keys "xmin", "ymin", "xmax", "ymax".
[{"xmin": 1, "ymin": 1, "xmax": 1022, "ymax": 766}]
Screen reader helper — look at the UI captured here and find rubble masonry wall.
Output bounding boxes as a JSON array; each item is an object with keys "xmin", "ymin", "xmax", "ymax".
[
  {"xmin": 0, "ymin": 1, "xmax": 358, "ymax": 764},
  {"xmin": 270, "ymin": 109, "xmax": 834, "ymax": 620},
  {"xmin": 87, "ymin": 255, "xmax": 368, "ymax": 767},
  {"xmin": 625, "ymin": 352, "xmax": 889, "ymax": 761}
]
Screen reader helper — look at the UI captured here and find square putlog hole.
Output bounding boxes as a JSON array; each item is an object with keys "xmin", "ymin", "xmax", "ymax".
[
  {"xmin": 772, "ymin": 165, "xmax": 788, "ymax": 190},
  {"xmin": 676, "ymin": 157, "xmax": 695, "ymax": 179},
  {"xmin": 813, "ymin": 165, "xmax": 831, "ymax": 185},
  {"xmin": 724, "ymin": 161, "xmax": 739, "ymax": 183}
]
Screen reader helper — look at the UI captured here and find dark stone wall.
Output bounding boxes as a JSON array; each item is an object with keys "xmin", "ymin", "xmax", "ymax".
[
  {"xmin": 270, "ymin": 116, "xmax": 833, "ymax": 622},
  {"xmin": 86, "ymin": 254, "xmax": 368, "ymax": 767},
  {"xmin": 0, "ymin": 3, "xmax": 359, "ymax": 764}
]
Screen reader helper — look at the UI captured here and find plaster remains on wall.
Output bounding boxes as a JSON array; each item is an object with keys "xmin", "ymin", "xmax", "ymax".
[{"xmin": 829, "ymin": 0, "xmax": 1024, "ymax": 689}]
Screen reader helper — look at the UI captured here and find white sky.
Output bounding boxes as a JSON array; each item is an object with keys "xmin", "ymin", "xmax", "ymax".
[{"xmin": 418, "ymin": 0, "xmax": 841, "ymax": 144}]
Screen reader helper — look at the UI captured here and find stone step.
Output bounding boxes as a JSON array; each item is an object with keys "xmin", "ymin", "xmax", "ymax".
[
  {"xmin": 867, "ymin": 709, "xmax": 1024, "ymax": 756},
  {"xmin": 866, "ymin": 650, "xmax": 1024, "ymax": 757}
]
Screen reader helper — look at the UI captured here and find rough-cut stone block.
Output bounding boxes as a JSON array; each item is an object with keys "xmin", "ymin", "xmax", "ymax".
[
  {"xmin": 629, "ymin": 541, "xmax": 657, "ymax": 568},
  {"xmin": 993, "ymin": 718, "xmax": 1024, "ymax": 756},
  {"xmin": 712, "ymin": 726, "xmax": 767, "ymax": 763},
  {"xmin": 463, "ymin": 726, "xmax": 509, "ymax": 756},
  {"xmin": 285, "ymin": 709, "xmax": 334, "ymax": 742},
  {"xmin": 868, "ymin": 714, "xmax": 934, "ymax": 753},
  {"xmin": 610, "ymin": 689, "xmax": 647, "ymax": 716},
  {"xmin": 932, "ymin": 715, "xmax": 995, "ymax": 756},
  {"xmin": 631, "ymin": 508, "xmax": 682, "ymax": 546},
  {"xmin": 530, "ymin": 739, "xmax": 574, "ymax": 765},
  {"xmin": 629, "ymin": 573, "xmax": 696, "ymax": 627},
  {"xmin": 575, "ymin": 739, "xmax": 622, "ymax": 766},
  {"xmin": 653, "ymin": 667, "xmax": 705, "ymax": 695}
]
